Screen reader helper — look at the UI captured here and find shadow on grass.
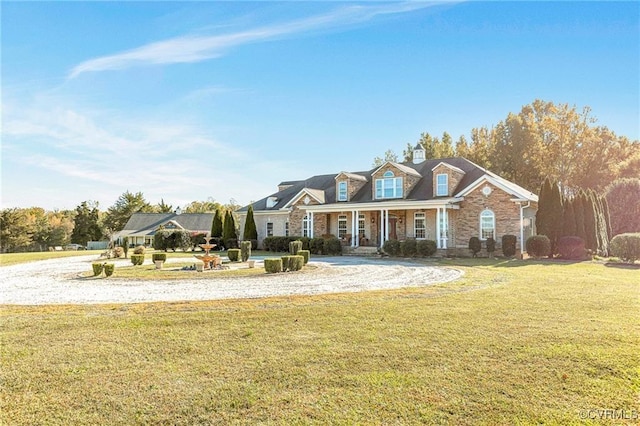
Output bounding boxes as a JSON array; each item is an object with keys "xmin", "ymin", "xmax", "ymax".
[
  {"xmin": 604, "ymin": 262, "xmax": 640, "ymax": 270},
  {"xmin": 437, "ymin": 257, "xmax": 590, "ymax": 268}
]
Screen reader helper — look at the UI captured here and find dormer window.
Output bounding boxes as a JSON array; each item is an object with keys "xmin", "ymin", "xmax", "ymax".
[
  {"xmin": 436, "ymin": 174, "xmax": 448, "ymax": 196},
  {"xmin": 338, "ymin": 181, "xmax": 347, "ymax": 201},
  {"xmin": 375, "ymin": 171, "xmax": 403, "ymax": 199}
]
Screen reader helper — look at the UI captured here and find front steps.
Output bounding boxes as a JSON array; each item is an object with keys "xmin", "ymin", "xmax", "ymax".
[{"xmin": 342, "ymin": 246, "xmax": 380, "ymax": 256}]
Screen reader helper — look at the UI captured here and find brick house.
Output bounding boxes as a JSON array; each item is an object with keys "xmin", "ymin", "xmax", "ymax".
[{"xmin": 237, "ymin": 147, "xmax": 538, "ymax": 256}]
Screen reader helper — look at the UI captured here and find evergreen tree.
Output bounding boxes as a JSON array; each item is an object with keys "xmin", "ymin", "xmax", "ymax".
[
  {"xmin": 222, "ymin": 210, "xmax": 238, "ymax": 245},
  {"xmin": 548, "ymin": 179, "xmax": 564, "ymax": 254},
  {"xmin": 574, "ymin": 191, "xmax": 587, "ymax": 242},
  {"xmin": 583, "ymin": 190, "xmax": 598, "ymax": 252},
  {"xmin": 535, "ymin": 177, "xmax": 553, "ymax": 239},
  {"xmin": 561, "ymin": 196, "xmax": 576, "ymax": 237},
  {"xmin": 211, "ymin": 209, "xmax": 224, "ymax": 237},
  {"xmin": 595, "ymin": 194, "xmax": 610, "ymax": 256},
  {"xmin": 243, "ymin": 205, "xmax": 258, "ymax": 241},
  {"xmin": 601, "ymin": 196, "xmax": 613, "ymax": 242},
  {"xmin": 71, "ymin": 201, "xmax": 102, "ymax": 245}
]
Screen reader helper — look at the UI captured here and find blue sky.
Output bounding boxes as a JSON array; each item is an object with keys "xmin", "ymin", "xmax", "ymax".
[{"xmin": 2, "ymin": 1, "xmax": 638, "ymax": 211}]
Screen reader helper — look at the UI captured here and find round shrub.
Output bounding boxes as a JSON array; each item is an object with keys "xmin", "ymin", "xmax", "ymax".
[
  {"xmin": 240, "ymin": 241, "xmax": 252, "ymax": 262},
  {"xmin": 468, "ymin": 237, "xmax": 481, "ymax": 257},
  {"xmin": 103, "ymin": 263, "xmax": 115, "ymax": 277},
  {"xmin": 92, "ymin": 263, "xmax": 104, "ymax": 276},
  {"xmin": 264, "ymin": 258, "xmax": 283, "ymax": 273},
  {"xmin": 502, "ymin": 235, "xmax": 517, "ymax": 257},
  {"xmin": 417, "ymin": 240, "xmax": 437, "ymax": 257},
  {"xmin": 401, "ymin": 239, "xmax": 417, "ymax": 257},
  {"xmin": 298, "ymin": 249, "xmax": 310, "ymax": 264},
  {"xmin": 227, "ymin": 248, "xmax": 241, "ymax": 262},
  {"xmin": 152, "ymin": 253, "xmax": 167, "ymax": 262},
  {"xmin": 133, "ymin": 245, "xmax": 146, "ymax": 255},
  {"xmin": 557, "ymin": 236, "xmax": 586, "ymax": 260},
  {"xmin": 112, "ymin": 246, "xmax": 124, "ymax": 258},
  {"xmin": 610, "ymin": 233, "xmax": 640, "ymax": 263},
  {"xmin": 526, "ymin": 235, "xmax": 551, "ymax": 258},
  {"xmin": 310, "ymin": 238, "xmax": 325, "ymax": 255},
  {"xmin": 130, "ymin": 254, "xmax": 145, "ymax": 266},
  {"xmin": 383, "ymin": 239, "xmax": 401, "ymax": 256}
]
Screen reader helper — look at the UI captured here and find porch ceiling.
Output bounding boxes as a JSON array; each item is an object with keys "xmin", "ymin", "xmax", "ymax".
[{"xmin": 303, "ymin": 198, "xmax": 462, "ymax": 213}]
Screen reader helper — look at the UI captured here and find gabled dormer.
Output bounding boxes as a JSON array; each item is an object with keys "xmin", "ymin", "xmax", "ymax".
[
  {"xmin": 335, "ymin": 172, "xmax": 368, "ymax": 202},
  {"xmin": 432, "ymin": 162, "xmax": 465, "ymax": 197},
  {"xmin": 371, "ymin": 162, "xmax": 421, "ymax": 200}
]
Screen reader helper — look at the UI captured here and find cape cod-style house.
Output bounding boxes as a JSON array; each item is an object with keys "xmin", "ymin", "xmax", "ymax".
[
  {"xmin": 237, "ymin": 146, "xmax": 538, "ymax": 256},
  {"xmin": 115, "ymin": 211, "xmax": 214, "ymax": 247}
]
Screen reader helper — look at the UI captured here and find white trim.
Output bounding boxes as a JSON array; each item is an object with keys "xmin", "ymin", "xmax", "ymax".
[
  {"xmin": 431, "ymin": 161, "xmax": 465, "ymax": 174},
  {"xmin": 455, "ymin": 175, "xmax": 538, "ymax": 202},
  {"xmin": 337, "ymin": 181, "xmax": 348, "ymax": 201},
  {"xmin": 371, "ymin": 161, "xmax": 421, "ymax": 178},
  {"xmin": 334, "ymin": 172, "xmax": 367, "ymax": 182},
  {"xmin": 303, "ymin": 199, "xmax": 462, "ymax": 213},
  {"xmin": 436, "ymin": 173, "xmax": 448, "ymax": 196},
  {"xmin": 479, "ymin": 209, "xmax": 495, "ymax": 241},
  {"xmin": 283, "ymin": 188, "xmax": 325, "ymax": 208}
]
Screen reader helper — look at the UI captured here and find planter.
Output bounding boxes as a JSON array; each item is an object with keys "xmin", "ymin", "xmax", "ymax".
[
  {"xmin": 196, "ymin": 262, "xmax": 204, "ymax": 272},
  {"xmin": 248, "ymin": 260, "xmax": 256, "ymax": 268},
  {"xmin": 154, "ymin": 260, "xmax": 164, "ymax": 269}
]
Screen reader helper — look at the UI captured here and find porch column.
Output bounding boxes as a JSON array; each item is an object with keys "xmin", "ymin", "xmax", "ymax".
[
  {"xmin": 355, "ymin": 210, "xmax": 360, "ymax": 248},
  {"xmin": 385, "ymin": 209, "xmax": 390, "ymax": 242},
  {"xmin": 436, "ymin": 208, "xmax": 441, "ymax": 249},
  {"xmin": 442, "ymin": 206, "xmax": 448, "ymax": 249},
  {"xmin": 309, "ymin": 212, "xmax": 314, "ymax": 238},
  {"xmin": 379, "ymin": 209, "xmax": 385, "ymax": 248},
  {"xmin": 351, "ymin": 211, "xmax": 357, "ymax": 248}
]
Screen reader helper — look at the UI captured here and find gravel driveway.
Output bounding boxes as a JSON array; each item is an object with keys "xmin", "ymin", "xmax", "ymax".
[{"xmin": 0, "ymin": 255, "xmax": 463, "ymax": 305}]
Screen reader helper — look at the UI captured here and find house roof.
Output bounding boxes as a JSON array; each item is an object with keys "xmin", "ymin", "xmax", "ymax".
[
  {"xmin": 119, "ymin": 213, "xmax": 214, "ymax": 236},
  {"xmin": 239, "ymin": 157, "xmax": 537, "ymax": 212}
]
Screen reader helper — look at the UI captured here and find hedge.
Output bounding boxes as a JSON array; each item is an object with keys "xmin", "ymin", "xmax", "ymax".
[
  {"xmin": 240, "ymin": 241, "xmax": 251, "ymax": 262},
  {"xmin": 264, "ymin": 258, "xmax": 283, "ymax": 273},
  {"xmin": 152, "ymin": 253, "xmax": 167, "ymax": 262},
  {"xmin": 486, "ymin": 237, "xmax": 496, "ymax": 255},
  {"xmin": 402, "ymin": 239, "xmax": 417, "ymax": 257},
  {"xmin": 310, "ymin": 238, "xmax": 325, "ymax": 255},
  {"xmin": 290, "ymin": 240, "xmax": 303, "ymax": 255},
  {"xmin": 557, "ymin": 236, "xmax": 586, "ymax": 260},
  {"xmin": 526, "ymin": 235, "xmax": 551, "ymax": 258},
  {"xmin": 103, "ymin": 263, "xmax": 115, "ymax": 277},
  {"xmin": 281, "ymin": 255, "xmax": 304, "ymax": 272},
  {"xmin": 227, "ymin": 249, "xmax": 241, "ymax": 262},
  {"xmin": 417, "ymin": 240, "xmax": 437, "ymax": 257},
  {"xmin": 133, "ymin": 245, "xmax": 146, "ymax": 255},
  {"xmin": 130, "ymin": 254, "xmax": 145, "ymax": 266},
  {"xmin": 92, "ymin": 263, "xmax": 104, "ymax": 276},
  {"xmin": 610, "ymin": 233, "xmax": 640, "ymax": 263},
  {"xmin": 298, "ymin": 249, "xmax": 310, "ymax": 264},
  {"xmin": 383, "ymin": 239, "xmax": 401, "ymax": 256},
  {"xmin": 323, "ymin": 237, "xmax": 342, "ymax": 255}
]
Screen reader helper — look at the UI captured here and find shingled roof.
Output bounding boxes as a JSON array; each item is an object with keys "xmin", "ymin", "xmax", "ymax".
[{"xmin": 119, "ymin": 213, "xmax": 214, "ymax": 235}]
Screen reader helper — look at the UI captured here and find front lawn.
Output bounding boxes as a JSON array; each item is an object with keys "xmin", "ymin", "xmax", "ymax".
[{"xmin": 1, "ymin": 259, "xmax": 638, "ymax": 425}]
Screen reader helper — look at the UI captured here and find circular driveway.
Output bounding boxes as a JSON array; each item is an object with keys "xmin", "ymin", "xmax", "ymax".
[{"xmin": 0, "ymin": 255, "xmax": 463, "ymax": 305}]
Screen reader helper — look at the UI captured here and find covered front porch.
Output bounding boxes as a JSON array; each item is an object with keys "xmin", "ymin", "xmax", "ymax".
[{"xmin": 304, "ymin": 200, "xmax": 460, "ymax": 250}]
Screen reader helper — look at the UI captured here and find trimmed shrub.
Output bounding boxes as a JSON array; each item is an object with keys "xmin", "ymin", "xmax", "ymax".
[
  {"xmin": 610, "ymin": 233, "xmax": 640, "ymax": 263},
  {"xmin": 383, "ymin": 239, "xmax": 401, "ymax": 256},
  {"xmin": 130, "ymin": 254, "xmax": 145, "ymax": 266},
  {"xmin": 282, "ymin": 255, "xmax": 304, "ymax": 272},
  {"xmin": 113, "ymin": 246, "xmax": 124, "ymax": 258},
  {"xmin": 468, "ymin": 237, "xmax": 481, "ymax": 258},
  {"xmin": 227, "ymin": 248, "xmax": 241, "ymax": 262},
  {"xmin": 263, "ymin": 236, "xmax": 300, "ymax": 252},
  {"xmin": 133, "ymin": 245, "xmax": 146, "ymax": 255},
  {"xmin": 298, "ymin": 249, "xmax": 310, "ymax": 264},
  {"xmin": 557, "ymin": 236, "xmax": 586, "ymax": 260},
  {"xmin": 154, "ymin": 229, "xmax": 191, "ymax": 252},
  {"xmin": 502, "ymin": 235, "xmax": 517, "ymax": 257},
  {"xmin": 264, "ymin": 258, "xmax": 283, "ymax": 273},
  {"xmin": 486, "ymin": 238, "xmax": 496, "ymax": 256},
  {"xmin": 225, "ymin": 239, "xmax": 238, "ymax": 249},
  {"xmin": 310, "ymin": 238, "xmax": 325, "ymax": 255},
  {"xmin": 298, "ymin": 237, "xmax": 311, "ymax": 251},
  {"xmin": 417, "ymin": 240, "xmax": 437, "ymax": 257},
  {"xmin": 526, "ymin": 235, "xmax": 551, "ymax": 258},
  {"xmin": 152, "ymin": 253, "xmax": 167, "ymax": 262},
  {"xmin": 402, "ymin": 239, "xmax": 417, "ymax": 257},
  {"xmin": 103, "ymin": 263, "xmax": 115, "ymax": 277},
  {"xmin": 240, "ymin": 241, "xmax": 252, "ymax": 262},
  {"xmin": 290, "ymin": 240, "xmax": 303, "ymax": 255},
  {"xmin": 249, "ymin": 239, "xmax": 258, "ymax": 250},
  {"xmin": 122, "ymin": 237, "xmax": 129, "ymax": 258},
  {"xmin": 92, "ymin": 263, "xmax": 104, "ymax": 276},
  {"xmin": 323, "ymin": 237, "xmax": 342, "ymax": 256}
]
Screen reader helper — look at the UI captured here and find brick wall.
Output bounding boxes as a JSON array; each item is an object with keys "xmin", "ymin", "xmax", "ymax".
[
  {"xmin": 371, "ymin": 164, "xmax": 420, "ymax": 199},
  {"xmin": 432, "ymin": 163, "xmax": 465, "ymax": 197}
]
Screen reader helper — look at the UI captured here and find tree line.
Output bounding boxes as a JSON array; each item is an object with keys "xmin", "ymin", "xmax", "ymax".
[{"xmin": 0, "ymin": 191, "xmax": 242, "ymax": 253}]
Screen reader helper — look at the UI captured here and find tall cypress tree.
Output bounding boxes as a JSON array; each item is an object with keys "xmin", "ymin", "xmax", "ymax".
[
  {"xmin": 583, "ymin": 190, "xmax": 598, "ymax": 252},
  {"xmin": 549, "ymin": 179, "xmax": 564, "ymax": 254},
  {"xmin": 222, "ymin": 210, "xmax": 238, "ymax": 245},
  {"xmin": 595, "ymin": 194, "xmax": 610, "ymax": 256},
  {"xmin": 574, "ymin": 191, "xmax": 587, "ymax": 242},
  {"xmin": 211, "ymin": 209, "xmax": 224, "ymax": 237},
  {"xmin": 243, "ymin": 205, "xmax": 258, "ymax": 241},
  {"xmin": 535, "ymin": 177, "xmax": 553, "ymax": 238},
  {"xmin": 601, "ymin": 196, "xmax": 613, "ymax": 242},
  {"xmin": 562, "ymin": 196, "xmax": 577, "ymax": 237}
]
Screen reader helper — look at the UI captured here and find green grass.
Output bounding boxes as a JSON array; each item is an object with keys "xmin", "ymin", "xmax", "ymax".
[
  {"xmin": 1, "ymin": 259, "xmax": 638, "ymax": 425},
  {"xmin": 0, "ymin": 250, "xmax": 104, "ymax": 266}
]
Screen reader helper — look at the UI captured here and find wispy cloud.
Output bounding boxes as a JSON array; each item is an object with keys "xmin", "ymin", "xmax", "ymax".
[{"xmin": 69, "ymin": 2, "xmax": 442, "ymax": 78}]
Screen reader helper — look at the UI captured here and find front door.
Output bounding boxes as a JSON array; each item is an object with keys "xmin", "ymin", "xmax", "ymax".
[{"xmin": 389, "ymin": 218, "xmax": 398, "ymax": 240}]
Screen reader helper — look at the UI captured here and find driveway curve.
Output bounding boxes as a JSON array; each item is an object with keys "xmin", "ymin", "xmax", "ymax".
[{"xmin": 0, "ymin": 255, "xmax": 463, "ymax": 305}]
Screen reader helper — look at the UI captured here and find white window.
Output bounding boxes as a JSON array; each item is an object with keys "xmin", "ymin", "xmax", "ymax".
[
  {"xmin": 436, "ymin": 174, "xmax": 448, "ymax": 196},
  {"xmin": 338, "ymin": 215, "xmax": 347, "ymax": 239},
  {"xmin": 285, "ymin": 221, "xmax": 289, "ymax": 237},
  {"xmin": 414, "ymin": 212, "xmax": 426, "ymax": 239},
  {"xmin": 338, "ymin": 181, "xmax": 348, "ymax": 201},
  {"xmin": 480, "ymin": 210, "xmax": 495, "ymax": 240},
  {"xmin": 302, "ymin": 215, "xmax": 310, "ymax": 237},
  {"xmin": 358, "ymin": 214, "xmax": 366, "ymax": 238},
  {"xmin": 266, "ymin": 222, "xmax": 274, "ymax": 237},
  {"xmin": 375, "ymin": 171, "xmax": 403, "ymax": 199}
]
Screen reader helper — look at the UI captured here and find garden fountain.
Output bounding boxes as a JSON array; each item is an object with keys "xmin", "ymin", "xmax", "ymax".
[{"xmin": 194, "ymin": 235, "xmax": 220, "ymax": 270}]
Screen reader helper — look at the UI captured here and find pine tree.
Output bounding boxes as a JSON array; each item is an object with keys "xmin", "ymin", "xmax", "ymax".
[
  {"xmin": 211, "ymin": 209, "xmax": 224, "ymax": 237},
  {"xmin": 243, "ymin": 205, "xmax": 258, "ymax": 241},
  {"xmin": 222, "ymin": 210, "xmax": 238, "ymax": 246}
]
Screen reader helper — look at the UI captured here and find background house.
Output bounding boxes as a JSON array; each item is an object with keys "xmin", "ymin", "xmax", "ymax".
[
  {"xmin": 115, "ymin": 213, "xmax": 214, "ymax": 247},
  {"xmin": 238, "ymin": 150, "xmax": 538, "ymax": 256}
]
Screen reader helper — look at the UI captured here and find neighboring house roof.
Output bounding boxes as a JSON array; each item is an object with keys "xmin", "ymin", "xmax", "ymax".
[
  {"xmin": 119, "ymin": 213, "xmax": 214, "ymax": 236},
  {"xmin": 239, "ymin": 157, "xmax": 537, "ymax": 212}
]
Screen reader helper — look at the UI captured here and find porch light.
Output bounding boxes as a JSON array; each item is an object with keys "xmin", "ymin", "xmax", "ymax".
[{"xmin": 371, "ymin": 217, "xmax": 375, "ymax": 223}]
